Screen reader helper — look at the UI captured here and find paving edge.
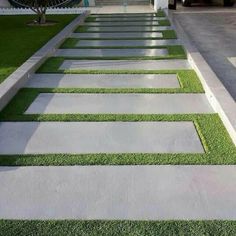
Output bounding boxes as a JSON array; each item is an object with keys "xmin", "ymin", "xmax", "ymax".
[
  {"xmin": 0, "ymin": 10, "xmax": 90, "ymax": 111},
  {"xmin": 167, "ymin": 9, "xmax": 236, "ymax": 146}
]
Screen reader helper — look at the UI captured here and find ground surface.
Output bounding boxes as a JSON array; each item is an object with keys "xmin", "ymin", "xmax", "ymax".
[
  {"xmin": 173, "ymin": 6, "xmax": 236, "ymax": 100},
  {"xmin": 0, "ymin": 9, "xmax": 236, "ymax": 235}
]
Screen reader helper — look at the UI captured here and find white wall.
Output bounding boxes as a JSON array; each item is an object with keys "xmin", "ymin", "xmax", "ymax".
[{"xmin": 154, "ymin": 0, "xmax": 168, "ymax": 10}]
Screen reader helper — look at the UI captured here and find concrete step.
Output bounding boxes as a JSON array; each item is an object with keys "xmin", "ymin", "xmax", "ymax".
[
  {"xmin": 84, "ymin": 20, "xmax": 166, "ymax": 26},
  {"xmin": 75, "ymin": 39, "xmax": 180, "ymax": 47},
  {"xmin": 92, "ymin": 17, "xmax": 161, "ymax": 21},
  {"xmin": 71, "ymin": 32, "xmax": 165, "ymax": 39},
  {"xmin": 25, "ymin": 93, "xmax": 213, "ymax": 115},
  {"xmin": 59, "ymin": 59, "xmax": 191, "ymax": 71},
  {"xmin": 82, "ymin": 26, "xmax": 172, "ymax": 32},
  {"xmin": 0, "ymin": 122, "xmax": 204, "ymax": 154},
  {"xmin": 1, "ymin": 166, "xmax": 236, "ymax": 219},
  {"xmin": 55, "ymin": 48, "xmax": 168, "ymax": 57},
  {"xmin": 26, "ymin": 74, "xmax": 180, "ymax": 89}
]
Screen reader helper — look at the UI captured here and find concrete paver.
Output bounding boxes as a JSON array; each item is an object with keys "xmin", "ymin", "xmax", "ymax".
[
  {"xmin": 0, "ymin": 122, "xmax": 204, "ymax": 154},
  {"xmin": 76, "ymin": 39, "xmax": 180, "ymax": 47},
  {"xmin": 88, "ymin": 5, "xmax": 155, "ymax": 14},
  {"xmin": 55, "ymin": 48, "xmax": 168, "ymax": 57},
  {"xmin": 84, "ymin": 26, "xmax": 170, "ymax": 32},
  {"xmin": 1, "ymin": 165, "xmax": 236, "ymax": 219},
  {"xmin": 26, "ymin": 74, "xmax": 180, "ymax": 88},
  {"xmin": 92, "ymin": 13, "xmax": 156, "ymax": 17},
  {"xmin": 71, "ymin": 32, "xmax": 164, "ymax": 39},
  {"xmin": 60, "ymin": 59, "xmax": 191, "ymax": 70},
  {"xmin": 25, "ymin": 93, "xmax": 213, "ymax": 114},
  {"xmin": 84, "ymin": 21, "xmax": 165, "ymax": 26},
  {"xmin": 92, "ymin": 17, "xmax": 162, "ymax": 21}
]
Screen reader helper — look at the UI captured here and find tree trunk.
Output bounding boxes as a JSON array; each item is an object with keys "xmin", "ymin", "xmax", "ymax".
[{"xmin": 38, "ymin": 13, "xmax": 46, "ymax": 24}]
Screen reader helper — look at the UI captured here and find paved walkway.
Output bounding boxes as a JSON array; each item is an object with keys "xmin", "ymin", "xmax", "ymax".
[
  {"xmin": 173, "ymin": 7, "xmax": 236, "ymax": 101},
  {"xmin": 0, "ymin": 12, "xmax": 235, "ymax": 221}
]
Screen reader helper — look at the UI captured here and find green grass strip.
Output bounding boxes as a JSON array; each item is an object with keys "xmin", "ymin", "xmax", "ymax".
[
  {"xmin": 37, "ymin": 58, "xmax": 193, "ymax": 75},
  {"xmin": 0, "ymin": 112, "xmax": 236, "ymax": 165},
  {"xmin": 36, "ymin": 62, "xmax": 201, "ymax": 92},
  {"xmin": 1, "ymin": 220, "xmax": 236, "ymax": 236},
  {"xmin": 59, "ymin": 41, "xmax": 185, "ymax": 59},
  {"xmin": 44, "ymin": 45, "xmax": 186, "ymax": 61}
]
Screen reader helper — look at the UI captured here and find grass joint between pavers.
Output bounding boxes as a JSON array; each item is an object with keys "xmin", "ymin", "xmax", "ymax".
[{"xmin": 2, "ymin": 220, "xmax": 236, "ymax": 236}]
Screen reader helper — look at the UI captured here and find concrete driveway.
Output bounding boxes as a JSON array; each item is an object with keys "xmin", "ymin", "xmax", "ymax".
[{"xmin": 172, "ymin": 6, "xmax": 236, "ymax": 101}]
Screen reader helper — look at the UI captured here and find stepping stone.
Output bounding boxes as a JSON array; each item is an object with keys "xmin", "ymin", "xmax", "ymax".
[
  {"xmin": 55, "ymin": 48, "xmax": 168, "ymax": 57},
  {"xmin": 85, "ymin": 21, "xmax": 165, "ymax": 26},
  {"xmin": 25, "ymin": 94, "xmax": 213, "ymax": 114},
  {"xmin": 84, "ymin": 26, "xmax": 171, "ymax": 32},
  {"xmin": 1, "ymin": 165, "xmax": 236, "ymax": 219},
  {"xmin": 92, "ymin": 13, "xmax": 157, "ymax": 17},
  {"xmin": 26, "ymin": 74, "xmax": 180, "ymax": 89},
  {"xmin": 76, "ymin": 39, "xmax": 180, "ymax": 47},
  {"xmin": 0, "ymin": 122, "xmax": 204, "ymax": 154},
  {"xmin": 71, "ymin": 32, "xmax": 163, "ymax": 39},
  {"xmin": 60, "ymin": 59, "xmax": 191, "ymax": 70},
  {"xmin": 92, "ymin": 17, "xmax": 161, "ymax": 22}
]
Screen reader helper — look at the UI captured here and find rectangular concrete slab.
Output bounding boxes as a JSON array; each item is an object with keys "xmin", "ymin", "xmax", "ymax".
[
  {"xmin": 60, "ymin": 59, "xmax": 191, "ymax": 70},
  {"xmin": 26, "ymin": 74, "xmax": 180, "ymax": 89},
  {"xmin": 1, "ymin": 165, "xmax": 236, "ymax": 219},
  {"xmin": 55, "ymin": 48, "xmax": 168, "ymax": 57},
  {"xmin": 85, "ymin": 21, "xmax": 161, "ymax": 26},
  {"xmin": 84, "ymin": 26, "xmax": 171, "ymax": 32},
  {"xmin": 71, "ymin": 32, "xmax": 163, "ymax": 39},
  {"xmin": 91, "ymin": 13, "xmax": 157, "ymax": 18},
  {"xmin": 25, "ymin": 94, "xmax": 213, "ymax": 114},
  {"xmin": 76, "ymin": 39, "xmax": 180, "ymax": 47},
  {"xmin": 93, "ymin": 17, "xmax": 161, "ymax": 21},
  {"xmin": 0, "ymin": 122, "xmax": 204, "ymax": 154}
]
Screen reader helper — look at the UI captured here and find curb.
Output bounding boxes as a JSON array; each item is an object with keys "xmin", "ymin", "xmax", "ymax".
[
  {"xmin": 0, "ymin": 10, "xmax": 90, "ymax": 111},
  {"xmin": 167, "ymin": 9, "xmax": 236, "ymax": 146}
]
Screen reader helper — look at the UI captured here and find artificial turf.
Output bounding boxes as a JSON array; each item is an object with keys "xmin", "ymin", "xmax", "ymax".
[
  {"xmin": 1, "ymin": 220, "xmax": 236, "ymax": 236},
  {"xmin": 58, "ymin": 43, "xmax": 185, "ymax": 59},
  {"xmin": 37, "ymin": 57, "xmax": 190, "ymax": 74},
  {"xmin": 0, "ymin": 14, "xmax": 76, "ymax": 84},
  {"xmin": 1, "ymin": 112, "xmax": 236, "ymax": 165}
]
